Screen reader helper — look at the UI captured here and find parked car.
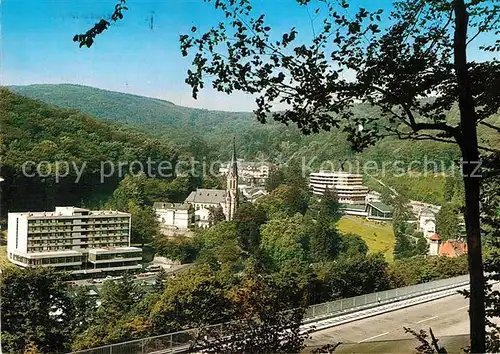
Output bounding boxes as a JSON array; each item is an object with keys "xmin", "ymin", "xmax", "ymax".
[{"xmin": 146, "ymin": 265, "xmax": 162, "ymax": 272}]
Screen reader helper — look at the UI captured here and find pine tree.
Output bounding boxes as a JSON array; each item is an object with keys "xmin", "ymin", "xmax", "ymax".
[
  {"xmin": 443, "ymin": 177, "xmax": 456, "ymax": 203},
  {"xmin": 394, "ymin": 232, "xmax": 414, "ymax": 260},
  {"xmin": 436, "ymin": 203, "xmax": 460, "ymax": 241}
]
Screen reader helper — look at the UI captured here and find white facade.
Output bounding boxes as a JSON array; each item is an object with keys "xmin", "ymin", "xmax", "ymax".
[
  {"xmin": 427, "ymin": 234, "xmax": 441, "ymax": 256},
  {"xmin": 309, "ymin": 171, "xmax": 369, "ymax": 204},
  {"xmin": 429, "ymin": 240, "xmax": 440, "ymax": 256},
  {"xmin": 194, "ymin": 208, "xmax": 211, "ymax": 229},
  {"xmin": 154, "ymin": 202, "xmax": 193, "ymax": 233},
  {"xmin": 419, "ymin": 217, "xmax": 437, "ymax": 238},
  {"xmin": 417, "ymin": 211, "xmax": 437, "ymax": 238},
  {"xmin": 7, "ymin": 206, "xmax": 142, "ymax": 274}
]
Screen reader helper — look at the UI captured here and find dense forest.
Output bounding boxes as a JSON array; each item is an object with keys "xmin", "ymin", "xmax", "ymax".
[
  {"xmin": 0, "ymin": 86, "xmax": 491, "ymax": 354},
  {"xmin": 1, "ymin": 181, "xmax": 469, "ymax": 353},
  {"xmin": 0, "ymin": 89, "xmax": 178, "ymax": 214},
  {"xmin": 7, "ymin": 84, "xmax": 500, "ymax": 205}
]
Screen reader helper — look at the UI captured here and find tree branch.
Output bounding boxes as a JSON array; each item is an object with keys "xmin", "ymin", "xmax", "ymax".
[
  {"xmin": 466, "ymin": 12, "xmax": 500, "ymax": 46},
  {"xmin": 480, "ymin": 121, "xmax": 500, "ymax": 133},
  {"xmin": 369, "ymin": 85, "xmax": 461, "ymax": 139}
]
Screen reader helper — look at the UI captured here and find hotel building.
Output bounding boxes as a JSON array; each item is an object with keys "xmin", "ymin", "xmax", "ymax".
[
  {"xmin": 7, "ymin": 206, "xmax": 142, "ymax": 275},
  {"xmin": 309, "ymin": 171, "xmax": 369, "ymax": 204}
]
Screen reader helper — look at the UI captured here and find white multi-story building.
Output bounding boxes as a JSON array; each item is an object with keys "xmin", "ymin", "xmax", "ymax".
[
  {"xmin": 309, "ymin": 171, "xmax": 369, "ymax": 205},
  {"xmin": 154, "ymin": 202, "xmax": 194, "ymax": 235},
  {"xmin": 7, "ymin": 206, "xmax": 142, "ymax": 275}
]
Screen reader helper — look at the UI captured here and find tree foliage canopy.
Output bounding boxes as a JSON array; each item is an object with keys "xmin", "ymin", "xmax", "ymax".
[{"xmin": 0, "ymin": 267, "xmax": 73, "ymax": 354}]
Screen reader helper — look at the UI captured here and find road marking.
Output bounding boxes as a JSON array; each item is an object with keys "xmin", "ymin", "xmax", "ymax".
[
  {"xmin": 416, "ymin": 315, "xmax": 438, "ymax": 324},
  {"xmin": 457, "ymin": 305, "xmax": 469, "ymax": 311},
  {"xmin": 359, "ymin": 332, "xmax": 390, "ymax": 343}
]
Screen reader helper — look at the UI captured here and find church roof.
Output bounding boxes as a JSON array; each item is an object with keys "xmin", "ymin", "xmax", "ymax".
[
  {"xmin": 224, "ymin": 137, "xmax": 237, "ymax": 173},
  {"xmin": 153, "ymin": 202, "xmax": 191, "ymax": 210},
  {"xmin": 185, "ymin": 189, "xmax": 226, "ymax": 204}
]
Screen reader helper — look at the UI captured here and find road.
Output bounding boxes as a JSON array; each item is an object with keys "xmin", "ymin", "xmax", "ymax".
[
  {"xmin": 68, "ymin": 263, "xmax": 194, "ymax": 288},
  {"xmin": 305, "ymin": 283, "xmax": 500, "ymax": 353}
]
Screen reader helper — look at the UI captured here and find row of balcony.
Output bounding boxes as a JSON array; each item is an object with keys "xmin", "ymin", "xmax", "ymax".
[{"xmin": 28, "ymin": 226, "xmax": 129, "ymax": 234}]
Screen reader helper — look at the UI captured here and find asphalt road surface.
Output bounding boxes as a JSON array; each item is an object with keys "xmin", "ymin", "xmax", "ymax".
[{"xmin": 305, "ymin": 283, "xmax": 500, "ymax": 353}]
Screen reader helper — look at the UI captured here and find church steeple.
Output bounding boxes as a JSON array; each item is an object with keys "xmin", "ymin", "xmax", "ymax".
[
  {"xmin": 230, "ymin": 137, "xmax": 237, "ymax": 179},
  {"xmin": 226, "ymin": 138, "xmax": 238, "ymax": 220}
]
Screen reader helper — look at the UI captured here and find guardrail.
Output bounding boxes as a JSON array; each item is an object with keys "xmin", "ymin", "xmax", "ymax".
[
  {"xmin": 303, "ymin": 274, "xmax": 469, "ymax": 322},
  {"xmin": 69, "ymin": 274, "xmax": 469, "ymax": 354}
]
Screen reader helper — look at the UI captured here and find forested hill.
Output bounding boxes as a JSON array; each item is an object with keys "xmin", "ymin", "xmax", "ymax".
[
  {"xmin": 0, "ymin": 88, "xmax": 178, "ymax": 214},
  {"xmin": 9, "ymin": 83, "xmax": 255, "ymax": 133},
  {"xmin": 8, "ymin": 84, "xmax": 500, "ymax": 206},
  {"xmin": 6, "ymin": 84, "xmax": 462, "ymax": 162},
  {"xmin": 8, "ymin": 84, "xmax": 318, "ymax": 161}
]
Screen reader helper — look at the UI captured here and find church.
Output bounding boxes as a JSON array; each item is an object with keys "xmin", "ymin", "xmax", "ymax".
[{"xmin": 155, "ymin": 140, "xmax": 239, "ymax": 232}]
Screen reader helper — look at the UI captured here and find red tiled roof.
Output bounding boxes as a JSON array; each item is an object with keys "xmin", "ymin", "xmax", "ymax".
[
  {"xmin": 439, "ymin": 240, "xmax": 468, "ymax": 257},
  {"xmin": 428, "ymin": 233, "xmax": 440, "ymax": 241}
]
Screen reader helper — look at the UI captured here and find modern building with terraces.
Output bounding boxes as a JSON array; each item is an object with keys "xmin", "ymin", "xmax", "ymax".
[
  {"xmin": 309, "ymin": 171, "xmax": 369, "ymax": 204},
  {"xmin": 309, "ymin": 171, "xmax": 393, "ymax": 221},
  {"xmin": 7, "ymin": 206, "xmax": 142, "ymax": 275}
]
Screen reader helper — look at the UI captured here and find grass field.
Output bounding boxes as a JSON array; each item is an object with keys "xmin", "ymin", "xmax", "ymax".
[
  {"xmin": 0, "ymin": 246, "xmax": 14, "ymax": 270},
  {"xmin": 364, "ymin": 174, "xmax": 447, "ymax": 205},
  {"xmin": 336, "ymin": 216, "xmax": 395, "ymax": 262}
]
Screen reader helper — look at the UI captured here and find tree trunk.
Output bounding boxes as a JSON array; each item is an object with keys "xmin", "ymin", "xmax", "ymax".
[{"xmin": 454, "ymin": 1, "xmax": 485, "ymax": 352}]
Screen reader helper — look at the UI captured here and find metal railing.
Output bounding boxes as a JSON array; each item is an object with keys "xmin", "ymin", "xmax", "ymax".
[
  {"xmin": 303, "ymin": 274, "xmax": 469, "ymax": 321},
  {"xmin": 69, "ymin": 274, "xmax": 469, "ymax": 354}
]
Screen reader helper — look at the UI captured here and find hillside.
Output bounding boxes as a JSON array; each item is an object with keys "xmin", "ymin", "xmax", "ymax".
[
  {"xmin": 7, "ymin": 84, "xmax": 465, "ymax": 160},
  {"xmin": 9, "ymin": 84, "xmax": 500, "ymax": 205},
  {"xmin": 9, "ymin": 84, "xmax": 300, "ymax": 160},
  {"xmin": 9, "ymin": 84, "xmax": 256, "ymax": 136},
  {"xmin": 337, "ymin": 216, "xmax": 395, "ymax": 262},
  {"xmin": 0, "ymin": 88, "xmax": 177, "ymax": 214}
]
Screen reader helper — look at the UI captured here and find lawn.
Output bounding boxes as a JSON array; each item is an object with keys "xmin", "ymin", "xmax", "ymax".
[
  {"xmin": 0, "ymin": 246, "xmax": 14, "ymax": 270},
  {"xmin": 364, "ymin": 174, "xmax": 447, "ymax": 206},
  {"xmin": 336, "ymin": 216, "xmax": 395, "ymax": 262}
]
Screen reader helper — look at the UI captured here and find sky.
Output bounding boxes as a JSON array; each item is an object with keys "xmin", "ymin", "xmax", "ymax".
[{"xmin": 1, "ymin": 0, "xmax": 496, "ymax": 111}]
